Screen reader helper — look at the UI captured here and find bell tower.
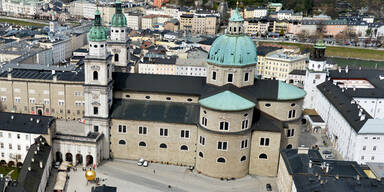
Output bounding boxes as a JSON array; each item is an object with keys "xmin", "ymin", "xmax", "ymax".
[
  {"xmin": 84, "ymin": 9, "xmax": 113, "ymax": 160},
  {"xmin": 108, "ymin": 0, "xmax": 130, "ymax": 72},
  {"xmin": 303, "ymin": 40, "xmax": 327, "ymax": 109}
]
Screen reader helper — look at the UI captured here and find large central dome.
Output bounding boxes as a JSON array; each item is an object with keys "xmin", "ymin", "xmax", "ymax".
[
  {"xmin": 206, "ymin": 8, "xmax": 257, "ymax": 67},
  {"xmin": 207, "ymin": 34, "xmax": 257, "ymax": 66}
]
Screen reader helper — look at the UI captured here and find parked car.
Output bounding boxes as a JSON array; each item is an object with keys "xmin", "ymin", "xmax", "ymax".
[
  {"xmin": 322, "ymin": 150, "xmax": 332, "ymax": 154},
  {"xmin": 266, "ymin": 183, "xmax": 272, "ymax": 191},
  {"xmin": 325, "ymin": 154, "xmax": 335, "ymax": 159},
  {"xmin": 143, "ymin": 160, "xmax": 148, "ymax": 167},
  {"xmin": 54, "ymin": 161, "xmax": 61, "ymax": 169},
  {"xmin": 137, "ymin": 158, "xmax": 145, "ymax": 166}
]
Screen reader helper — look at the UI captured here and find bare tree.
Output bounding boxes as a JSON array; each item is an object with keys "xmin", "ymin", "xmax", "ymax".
[{"xmin": 297, "ymin": 30, "xmax": 309, "ymax": 42}]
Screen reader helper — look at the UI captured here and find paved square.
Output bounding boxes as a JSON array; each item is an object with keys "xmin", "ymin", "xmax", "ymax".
[{"xmin": 62, "ymin": 159, "xmax": 277, "ymax": 192}]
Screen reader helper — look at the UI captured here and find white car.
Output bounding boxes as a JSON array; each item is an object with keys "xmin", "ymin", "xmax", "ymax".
[
  {"xmin": 325, "ymin": 154, "xmax": 335, "ymax": 159},
  {"xmin": 143, "ymin": 160, "xmax": 148, "ymax": 167},
  {"xmin": 137, "ymin": 158, "xmax": 145, "ymax": 166}
]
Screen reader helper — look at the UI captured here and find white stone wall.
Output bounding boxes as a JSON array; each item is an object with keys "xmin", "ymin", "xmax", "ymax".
[
  {"xmin": 303, "ymin": 70, "xmax": 327, "ymax": 109},
  {"xmin": 353, "ymin": 98, "xmax": 384, "ymax": 119},
  {"xmin": 315, "ymin": 87, "xmax": 384, "ymax": 163},
  {"xmin": 0, "ymin": 131, "xmax": 41, "ymax": 164},
  {"xmin": 175, "ymin": 66, "xmax": 206, "ymax": 77},
  {"xmin": 125, "ymin": 14, "xmax": 142, "ymax": 30}
]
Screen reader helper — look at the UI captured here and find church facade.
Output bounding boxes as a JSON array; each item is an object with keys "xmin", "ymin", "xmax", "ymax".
[{"xmin": 0, "ymin": 1, "xmax": 306, "ymax": 179}]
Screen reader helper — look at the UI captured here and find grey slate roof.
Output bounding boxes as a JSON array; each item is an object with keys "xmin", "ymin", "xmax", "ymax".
[
  {"xmin": 329, "ymin": 69, "xmax": 384, "ymax": 98},
  {"xmin": 257, "ymin": 46, "xmax": 281, "ymax": 56},
  {"xmin": 113, "ymin": 73, "xmax": 280, "ymax": 101},
  {"xmin": 317, "ymin": 81, "xmax": 371, "ymax": 133},
  {"xmin": 281, "ymin": 149, "xmax": 384, "ymax": 192},
  {"xmin": 0, "ymin": 68, "xmax": 84, "ymax": 82},
  {"xmin": 289, "ymin": 69, "xmax": 306, "ymax": 76},
  {"xmin": 309, "ymin": 115, "xmax": 325, "ymax": 123},
  {"xmin": 110, "ymin": 99, "xmax": 200, "ymax": 125},
  {"xmin": 92, "ymin": 185, "xmax": 117, "ymax": 192},
  {"xmin": 0, "ymin": 112, "xmax": 54, "ymax": 134},
  {"xmin": 8, "ymin": 136, "xmax": 51, "ymax": 192}
]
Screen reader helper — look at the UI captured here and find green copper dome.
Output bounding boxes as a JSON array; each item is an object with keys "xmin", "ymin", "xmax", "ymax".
[
  {"xmin": 88, "ymin": 9, "xmax": 108, "ymax": 42},
  {"xmin": 111, "ymin": 0, "xmax": 127, "ymax": 27},
  {"xmin": 199, "ymin": 91, "xmax": 255, "ymax": 111},
  {"xmin": 229, "ymin": 8, "xmax": 244, "ymax": 22},
  {"xmin": 207, "ymin": 34, "xmax": 257, "ymax": 66},
  {"xmin": 277, "ymin": 81, "xmax": 307, "ymax": 100},
  {"xmin": 314, "ymin": 40, "xmax": 326, "ymax": 49}
]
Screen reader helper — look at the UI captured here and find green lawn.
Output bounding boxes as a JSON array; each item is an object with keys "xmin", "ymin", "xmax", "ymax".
[
  {"xmin": 260, "ymin": 42, "xmax": 384, "ymax": 61},
  {"xmin": 0, "ymin": 166, "xmax": 19, "ymax": 180},
  {"xmin": 0, "ymin": 18, "xmax": 47, "ymax": 27},
  {"xmin": 11, "ymin": 168, "xmax": 19, "ymax": 180},
  {"xmin": 0, "ymin": 166, "xmax": 14, "ymax": 176},
  {"xmin": 330, "ymin": 57, "xmax": 384, "ymax": 68}
]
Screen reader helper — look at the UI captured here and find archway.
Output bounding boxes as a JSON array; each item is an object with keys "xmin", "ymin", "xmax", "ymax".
[
  {"xmin": 37, "ymin": 109, "xmax": 43, "ymax": 116},
  {"xmin": 75, "ymin": 154, "xmax": 83, "ymax": 166},
  {"xmin": 8, "ymin": 161, "xmax": 15, "ymax": 167},
  {"xmin": 0, "ymin": 160, "xmax": 5, "ymax": 166},
  {"xmin": 56, "ymin": 152, "xmax": 63, "ymax": 162},
  {"xmin": 65, "ymin": 153, "xmax": 73, "ymax": 162},
  {"xmin": 314, "ymin": 126, "xmax": 321, "ymax": 133},
  {"xmin": 86, "ymin": 155, "xmax": 93, "ymax": 166},
  {"xmin": 286, "ymin": 144, "xmax": 293, "ymax": 149},
  {"xmin": 16, "ymin": 162, "xmax": 23, "ymax": 167},
  {"xmin": 301, "ymin": 119, "xmax": 307, "ymax": 125}
]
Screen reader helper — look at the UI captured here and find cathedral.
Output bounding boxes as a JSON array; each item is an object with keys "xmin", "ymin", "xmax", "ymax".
[{"xmin": 0, "ymin": 1, "xmax": 306, "ymax": 179}]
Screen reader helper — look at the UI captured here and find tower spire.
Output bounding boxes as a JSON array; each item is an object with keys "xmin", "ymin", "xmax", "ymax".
[{"xmin": 236, "ymin": 0, "xmax": 239, "ymax": 9}]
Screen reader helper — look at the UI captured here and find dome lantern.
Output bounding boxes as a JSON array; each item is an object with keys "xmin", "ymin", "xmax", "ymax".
[
  {"xmin": 111, "ymin": 0, "xmax": 127, "ymax": 27},
  {"xmin": 88, "ymin": 9, "xmax": 108, "ymax": 42}
]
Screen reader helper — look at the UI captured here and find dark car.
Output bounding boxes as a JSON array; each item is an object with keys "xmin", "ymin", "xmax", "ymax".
[
  {"xmin": 322, "ymin": 150, "xmax": 332, "ymax": 154},
  {"xmin": 266, "ymin": 183, "xmax": 272, "ymax": 191}
]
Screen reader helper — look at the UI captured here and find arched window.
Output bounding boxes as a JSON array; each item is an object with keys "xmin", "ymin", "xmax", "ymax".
[
  {"xmin": 239, "ymin": 27, "xmax": 242, "ymax": 32},
  {"xmin": 114, "ymin": 54, "xmax": 119, "ymax": 62},
  {"xmin": 199, "ymin": 152, "xmax": 203, "ymax": 158},
  {"xmin": 234, "ymin": 27, "xmax": 237, "ymax": 32},
  {"xmin": 241, "ymin": 155, "xmax": 246, "ymax": 161},
  {"xmin": 286, "ymin": 144, "xmax": 292, "ymax": 149},
  {"xmin": 259, "ymin": 153, "xmax": 267, "ymax": 159},
  {"xmin": 160, "ymin": 143, "xmax": 167, "ymax": 148},
  {"xmin": 93, "ymin": 71, "xmax": 98, "ymax": 80},
  {"xmin": 139, "ymin": 141, "xmax": 146, "ymax": 147},
  {"xmin": 217, "ymin": 157, "xmax": 226, "ymax": 163},
  {"xmin": 94, "ymin": 45, "xmax": 97, "ymax": 48},
  {"xmin": 180, "ymin": 145, "xmax": 188, "ymax": 151},
  {"xmin": 119, "ymin": 140, "xmax": 126, "ymax": 145}
]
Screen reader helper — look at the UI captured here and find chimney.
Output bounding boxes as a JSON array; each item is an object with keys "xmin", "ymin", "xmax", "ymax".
[
  {"xmin": 53, "ymin": 75, "xmax": 57, "ymax": 82},
  {"xmin": 31, "ymin": 158, "xmax": 34, "ymax": 162},
  {"xmin": 360, "ymin": 114, "xmax": 366, "ymax": 121},
  {"xmin": 34, "ymin": 150, "xmax": 37, "ymax": 155},
  {"xmin": 309, "ymin": 160, "xmax": 312, "ymax": 168},
  {"xmin": 37, "ymin": 146, "xmax": 40, "ymax": 151},
  {"xmin": 36, "ymin": 119, "xmax": 40, "ymax": 123},
  {"xmin": 39, "ymin": 161, "xmax": 43, "ymax": 168},
  {"xmin": 356, "ymin": 175, "xmax": 360, "ymax": 181},
  {"xmin": 353, "ymin": 86, "xmax": 356, "ymax": 91},
  {"xmin": 345, "ymin": 66, "xmax": 349, "ymax": 73},
  {"xmin": 52, "ymin": 70, "xmax": 55, "ymax": 75},
  {"xmin": 336, "ymin": 175, "xmax": 339, "ymax": 180},
  {"xmin": 379, "ymin": 75, "xmax": 384, "ymax": 80},
  {"xmin": 351, "ymin": 100, "xmax": 355, "ymax": 104},
  {"xmin": 30, "ymin": 117, "xmax": 33, "ymax": 121},
  {"xmin": 325, "ymin": 163, "xmax": 329, "ymax": 173},
  {"xmin": 28, "ymin": 167, "xmax": 31, "ymax": 171},
  {"xmin": 298, "ymin": 146, "xmax": 309, "ymax": 154},
  {"xmin": 11, "ymin": 115, "xmax": 14, "ymax": 120},
  {"xmin": 358, "ymin": 109, "xmax": 363, "ymax": 116},
  {"xmin": 338, "ymin": 67, "xmax": 341, "ymax": 73}
]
